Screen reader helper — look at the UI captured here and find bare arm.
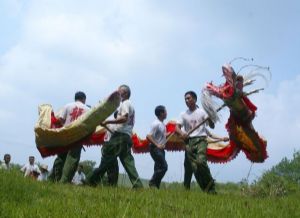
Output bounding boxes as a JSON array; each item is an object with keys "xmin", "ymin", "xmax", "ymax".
[
  {"xmin": 102, "ymin": 113, "xmax": 128, "ymax": 125},
  {"xmin": 175, "ymin": 124, "xmax": 188, "ymax": 141},
  {"xmin": 20, "ymin": 165, "xmax": 26, "ymax": 172},
  {"xmin": 146, "ymin": 134, "xmax": 164, "ymax": 149},
  {"xmin": 166, "ymin": 131, "xmax": 173, "ymax": 138},
  {"xmin": 58, "ymin": 117, "xmax": 65, "ymax": 126}
]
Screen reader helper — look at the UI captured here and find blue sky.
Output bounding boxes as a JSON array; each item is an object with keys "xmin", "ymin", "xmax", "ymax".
[{"xmin": 1, "ymin": 0, "xmax": 300, "ymax": 183}]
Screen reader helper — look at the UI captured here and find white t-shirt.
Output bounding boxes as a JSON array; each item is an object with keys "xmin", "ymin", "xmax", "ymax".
[
  {"xmin": 0, "ymin": 163, "xmax": 11, "ymax": 170},
  {"xmin": 114, "ymin": 99, "xmax": 135, "ymax": 136},
  {"xmin": 72, "ymin": 171, "xmax": 86, "ymax": 185},
  {"xmin": 149, "ymin": 118, "xmax": 167, "ymax": 145},
  {"xmin": 177, "ymin": 108, "xmax": 208, "ymax": 137},
  {"xmin": 21, "ymin": 163, "xmax": 41, "ymax": 177},
  {"xmin": 59, "ymin": 101, "xmax": 90, "ymax": 126}
]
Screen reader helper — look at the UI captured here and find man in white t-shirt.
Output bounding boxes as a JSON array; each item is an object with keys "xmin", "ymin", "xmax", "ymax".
[
  {"xmin": 49, "ymin": 91, "xmax": 90, "ymax": 183},
  {"xmin": 72, "ymin": 164, "xmax": 86, "ymax": 185},
  {"xmin": 89, "ymin": 85, "xmax": 143, "ymax": 188},
  {"xmin": 0, "ymin": 154, "xmax": 12, "ymax": 170},
  {"xmin": 21, "ymin": 156, "xmax": 41, "ymax": 179},
  {"xmin": 146, "ymin": 105, "xmax": 168, "ymax": 189},
  {"xmin": 176, "ymin": 91, "xmax": 216, "ymax": 193}
]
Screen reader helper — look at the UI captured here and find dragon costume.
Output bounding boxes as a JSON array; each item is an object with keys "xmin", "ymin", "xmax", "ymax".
[
  {"xmin": 202, "ymin": 63, "xmax": 268, "ymax": 162},
  {"xmin": 35, "ymin": 64, "xmax": 268, "ymax": 164}
]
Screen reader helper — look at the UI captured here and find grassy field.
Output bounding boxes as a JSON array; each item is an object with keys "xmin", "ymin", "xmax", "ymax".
[{"xmin": 1, "ymin": 170, "xmax": 299, "ymax": 218}]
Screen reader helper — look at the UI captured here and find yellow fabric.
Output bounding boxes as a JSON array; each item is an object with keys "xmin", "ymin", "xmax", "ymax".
[
  {"xmin": 165, "ymin": 133, "xmax": 227, "ymax": 150},
  {"xmin": 35, "ymin": 92, "xmax": 120, "ymax": 148},
  {"xmin": 207, "ymin": 138, "xmax": 228, "ymax": 150},
  {"xmin": 235, "ymin": 126, "xmax": 258, "ymax": 152}
]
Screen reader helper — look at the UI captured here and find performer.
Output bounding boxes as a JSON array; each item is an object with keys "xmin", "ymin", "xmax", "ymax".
[
  {"xmin": 21, "ymin": 156, "xmax": 41, "ymax": 179},
  {"xmin": 146, "ymin": 105, "xmax": 169, "ymax": 189},
  {"xmin": 0, "ymin": 154, "xmax": 12, "ymax": 170},
  {"xmin": 49, "ymin": 91, "xmax": 90, "ymax": 183},
  {"xmin": 175, "ymin": 91, "xmax": 216, "ymax": 193},
  {"xmin": 88, "ymin": 85, "xmax": 143, "ymax": 188},
  {"xmin": 72, "ymin": 164, "xmax": 86, "ymax": 185}
]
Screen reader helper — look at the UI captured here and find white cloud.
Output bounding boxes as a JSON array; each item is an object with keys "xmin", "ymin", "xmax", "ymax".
[{"xmin": 0, "ymin": 0, "xmax": 199, "ymax": 95}]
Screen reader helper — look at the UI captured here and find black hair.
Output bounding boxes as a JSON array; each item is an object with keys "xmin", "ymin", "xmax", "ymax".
[
  {"xmin": 75, "ymin": 91, "xmax": 86, "ymax": 101},
  {"xmin": 155, "ymin": 105, "xmax": 166, "ymax": 117},
  {"xmin": 4, "ymin": 154, "xmax": 10, "ymax": 159},
  {"xmin": 236, "ymin": 75, "xmax": 244, "ymax": 81},
  {"xmin": 119, "ymin": 85, "xmax": 131, "ymax": 98},
  {"xmin": 184, "ymin": 91, "xmax": 197, "ymax": 101}
]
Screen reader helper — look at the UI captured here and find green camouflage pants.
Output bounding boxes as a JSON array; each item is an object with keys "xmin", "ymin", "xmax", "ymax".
[
  {"xmin": 184, "ymin": 137, "xmax": 215, "ymax": 192},
  {"xmin": 49, "ymin": 146, "xmax": 82, "ymax": 183},
  {"xmin": 88, "ymin": 132, "xmax": 143, "ymax": 188}
]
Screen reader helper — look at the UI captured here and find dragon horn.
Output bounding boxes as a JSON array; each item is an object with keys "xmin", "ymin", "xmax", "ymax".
[{"xmin": 229, "ymin": 57, "xmax": 254, "ymax": 65}]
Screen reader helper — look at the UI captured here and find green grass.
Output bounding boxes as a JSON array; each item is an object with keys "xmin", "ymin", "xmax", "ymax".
[{"xmin": 1, "ymin": 170, "xmax": 300, "ymax": 218}]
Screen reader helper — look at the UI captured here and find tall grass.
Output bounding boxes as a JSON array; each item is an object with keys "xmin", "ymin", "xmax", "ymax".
[{"xmin": 1, "ymin": 170, "xmax": 299, "ymax": 218}]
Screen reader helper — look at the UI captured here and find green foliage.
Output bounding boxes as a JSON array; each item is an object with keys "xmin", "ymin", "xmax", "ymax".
[
  {"xmin": 242, "ymin": 173, "xmax": 291, "ymax": 197},
  {"xmin": 6, "ymin": 163, "xmax": 22, "ymax": 170},
  {"xmin": 1, "ymin": 170, "xmax": 300, "ymax": 218},
  {"xmin": 242, "ymin": 150, "xmax": 300, "ymax": 197},
  {"xmin": 2, "ymin": 151, "xmax": 300, "ymax": 217},
  {"xmin": 268, "ymin": 150, "xmax": 300, "ymax": 183}
]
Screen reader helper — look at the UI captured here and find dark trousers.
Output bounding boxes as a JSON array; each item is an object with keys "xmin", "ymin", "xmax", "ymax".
[
  {"xmin": 106, "ymin": 160, "xmax": 119, "ymax": 186},
  {"xmin": 49, "ymin": 146, "xmax": 82, "ymax": 183},
  {"xmin": 184, "ymin": 137, "xmax": 215, "ymax": 193},
  {"xmin": 149, "ymin": 145, "xmax": 168, "ymax": 189},
  {"xmin": 88, "ymin": 132, "xmax": 143, "ymax": 188}
]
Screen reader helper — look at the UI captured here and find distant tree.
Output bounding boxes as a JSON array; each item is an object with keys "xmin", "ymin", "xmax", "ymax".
[
  {"xmin": 268, "ymin": 150, "xmax": 300, "ymax": 183},
  {"xmin": 10, "ymin": 163, "xmax": 22, "ymax": 170},
  {"xmin": 249, "ymin": 150, "xmax": 300, "ymax": 197}
]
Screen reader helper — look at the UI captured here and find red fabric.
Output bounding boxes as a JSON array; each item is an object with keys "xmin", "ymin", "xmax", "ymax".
[
  {"xmin": 131, "ymin": 134, "xmax": 150, "ymax": 153},
  {"xmin": 221, "ymin": 83, "xmax": 235, "ymax": 99},
  {"xmin": 206, "ymin": 82, "xmax": 235, "ymax": 99},
  {"xmin": 207, "ymin": 140, "xmax": 240, "ymax": 163},
  {"xmin": 242, "ymin": 96, "xmax": 257, "ymax": 112},
  {"xmin": 166, "ymin": 122, "xmax": 176, "ymax": 133},
  {"xmin": 50, "ymin": 112, "xmax": 62, "ymax": 128}
]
